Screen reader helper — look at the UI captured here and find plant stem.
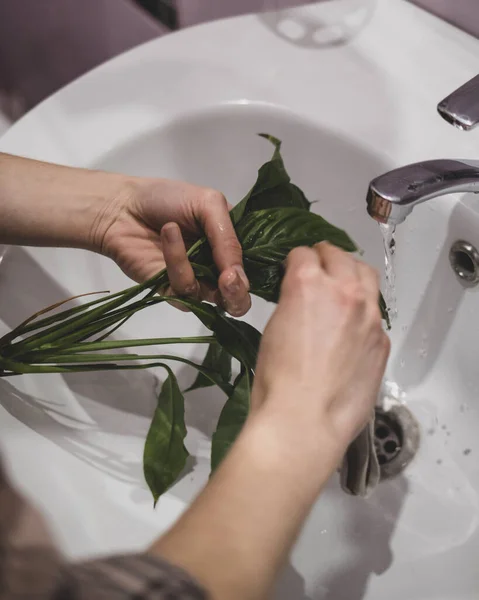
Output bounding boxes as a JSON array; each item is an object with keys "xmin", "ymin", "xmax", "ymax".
[{"xmin": 53, "ymin": 336, "xmax": 216, "ymax": 353}]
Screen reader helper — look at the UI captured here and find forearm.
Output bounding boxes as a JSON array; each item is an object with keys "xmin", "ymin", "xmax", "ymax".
[
  {"xmin": 151, "ymin": 404, "xmax": 342, "ymax": 600},
  {"xmin": 0, "ymin": 153, "xmax": 128, "ymax": 250}
]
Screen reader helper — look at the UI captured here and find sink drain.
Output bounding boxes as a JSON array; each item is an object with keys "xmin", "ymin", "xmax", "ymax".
[
  {"xmin": 449, "ymin": 240, "xmax": 479, "ymax": 286},
  {"xmin": 374, "ymin": 405, "xmax": 420, "ymax": 480}
]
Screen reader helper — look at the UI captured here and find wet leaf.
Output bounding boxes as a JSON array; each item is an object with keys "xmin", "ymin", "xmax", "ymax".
[
  {"xmin": 186, "ymin": 343, "xmax": 232, "ymax": 392},
  {"xmin": 230, "ymin": 134, "xmax": 311, "ymax": 225},
  {"xmin": 185, "ymin": 135, "xmax": 389, "ymax": 324},
  {"xmin": 211, "ymin": 370, "xmax": 251, "ymax": 471},
  {"xmin": 237, "ymin": 207, "xmax": 357, "ymax": 302},
  {"xmin": 143, "ymin": 366, "xmax": 189, "ymax": 507},
  {"xmin": 177, "ymin": 299, "xmax": 261, "ymax": 373}
]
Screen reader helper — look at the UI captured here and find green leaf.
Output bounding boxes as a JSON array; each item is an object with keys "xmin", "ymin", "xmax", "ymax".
[
  {"xmin": 239, "ymin": 207, "xmax": 357, "ymax": 256},
  {"xmin": 175, "ymin": 299, "xmax": 261, "ymax": 373},
  {"xmin": 8, "ymin": 350, "xmax": 234, "ymax": 395},
  {"xmin": 188, "ymin": 134, "xmax": 312, "ymax": 273},
  {"xmin": 186, "ymin": 343, "xmax": 232, "ymax": 392},
  {"xmin": 236, "ymin": 207, "xmax": 357, "ymax": 302},
  {"xmin": 230, "ymin": 134, "xmax": 311, "ymax": 226},
  {"xmin": 211, "ymin": 370, "xmax": 251, "ymax": 472},
  {"xmin": 143, "ymin": 366, "xmax": 189, "ymax": 507},
  {"xmin": 184, "ymin": 135, "xmax": 393, "ymax": 325},
  {"xmin": 215, "ymin": 317, "xmax": 261, "ymax": 373}
]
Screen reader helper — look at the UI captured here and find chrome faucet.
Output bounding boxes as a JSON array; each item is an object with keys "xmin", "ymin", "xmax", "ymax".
[{"xmin": 366, "ymin": 74, "xmax": 479, "ymax": 225}]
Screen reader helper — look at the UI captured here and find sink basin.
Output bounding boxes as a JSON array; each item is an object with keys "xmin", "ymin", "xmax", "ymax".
[{"xmin": 2, "ymin": 2, "xmax": 479, "ymax": 598}]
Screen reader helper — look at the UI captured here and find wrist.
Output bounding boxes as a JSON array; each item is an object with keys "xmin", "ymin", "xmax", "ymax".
[
  {"xmin": 0, "ymin": 153, "xmax": 134, "ymax": 251},
  {"xmin": 84, "ymin": 173, "xmax": 140, "ymax": 253},
  {"xmin": 241, "ymin": 401, "xmax": 344, "ymax": 497}
]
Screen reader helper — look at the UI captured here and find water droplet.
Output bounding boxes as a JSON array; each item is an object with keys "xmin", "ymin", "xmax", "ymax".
[
  {"xmin": 379, "ymin": 223, "xmax": 398, "ymax": 323},
  {"xmin": 464, "ymin": 448, "xmax": 472, "ymax": 456}
]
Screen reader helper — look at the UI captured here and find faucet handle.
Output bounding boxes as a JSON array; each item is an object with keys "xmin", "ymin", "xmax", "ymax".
[{"xmin": 438, "ymin": 74, "xmax": 479, "ymax": 131}]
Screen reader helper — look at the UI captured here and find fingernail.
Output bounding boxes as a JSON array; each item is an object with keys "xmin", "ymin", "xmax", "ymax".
[
  {"xmin": 234, "ymin": 265, "xmax": 249, "ymax": 290},
  {"xmin": 224, "ymin": 271, "xmax": 240, "ymax": 295},
  {"xmin": 163, "ymin": 224, "xmax": 180, "ymax": 244}
]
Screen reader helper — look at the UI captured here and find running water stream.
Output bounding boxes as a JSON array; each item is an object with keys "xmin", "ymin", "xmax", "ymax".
[{"xmin": 379, "ymin": 223, "xmax": 398, "ymax": 324}]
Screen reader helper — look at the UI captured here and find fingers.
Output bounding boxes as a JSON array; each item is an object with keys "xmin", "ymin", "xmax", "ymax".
[
  {"xmin": 195, "ymin": 189, "xmax": 251, "ymax": 316},
  {"xmin": 283, "ymin": 244, "xmax": 381, "ymax": 315},
  {"xmin": 281, "ymin": 246, "xmax": 323, "ymax": 299},
  {"xmin": 315, "ymin": 241, "xmax": 358, "ymax": 282},
  {"xmin": 161, "ymin": 222, "xmax": 250, "ymax": 317},
  {"xmin": 196, "ymin": 190, "xmax": 245, "ymax": 275},
  {"xmin": 161, "ymin": 223, "xmax": 200, "ymax": 299},
  {"xmin": 218, "ymin": 267, "xmax": 252, "ymax": 317}
]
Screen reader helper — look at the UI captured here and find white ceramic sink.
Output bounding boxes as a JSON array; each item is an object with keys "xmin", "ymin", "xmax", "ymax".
[{"xmin": 2, "ymin": 2, "xmax": 479, "ymax": 598}]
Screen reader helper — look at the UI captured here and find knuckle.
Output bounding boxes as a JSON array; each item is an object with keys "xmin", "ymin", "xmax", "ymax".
[
  {"xmin": 202, "ymin": 187, "xmax": 227, "ymax": 208},
  {"xmin": 338, "ymin": 282, "xmax": 366, "ymax": 309},
  {"xmin": 222, "ymin": 234, "xmax": 242, "ymax": 253},
  {"xmin": 292, "ymin": 262, "xmax": 320, "ymax": 287},
  {"xmin": 181, "ymin": 283, "xmax": 198, "ymax": 296},
  {"xmin": 288, "ymin": 246, "xmax": 308, "ymax": 262}
]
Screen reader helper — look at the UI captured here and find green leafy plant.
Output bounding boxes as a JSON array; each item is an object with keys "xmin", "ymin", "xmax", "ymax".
[{"xmin": 0, "ymin": 134, "xmax": 389, "ymax": 504}]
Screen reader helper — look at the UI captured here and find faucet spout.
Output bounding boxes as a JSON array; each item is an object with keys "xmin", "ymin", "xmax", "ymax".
[
  {"xmin": 437, "ymin": 74, "xmax": 479, "ymax": 131},
  {"xmin": 366, "ymin": 159, "xmax": 479, "ymax": 225},
  {"xmin": 366, "ymin": 73, "xmax": 479, "ymax": 226}
]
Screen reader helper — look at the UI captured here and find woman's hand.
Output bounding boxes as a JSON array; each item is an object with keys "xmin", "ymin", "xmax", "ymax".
[
  {"xmin": 0, "ymin": 153, "xmax": 250, "ymax": 317},
  {"xmin": 252, "ymin": 241, "xmax": 390, "ymax": 464},
  {"xmin": 152, "ymin": 243, "xmax": 390, "ymax": 600},
  {"xmin": 93, "ymin": 178, "xmax": 251, "ymax": 317}
]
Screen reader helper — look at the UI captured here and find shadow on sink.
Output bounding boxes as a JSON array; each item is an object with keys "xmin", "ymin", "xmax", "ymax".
[
  {"xmin": 0, "ymin": 247, "xmax": 161, "ymax": 486},
  {"xmin": 0, "ymin": 248, "xmax": 409, "ymax": 600},
  {"xmin": 317, "ymin": 476, "xmax": 409, "ymax": 600}
]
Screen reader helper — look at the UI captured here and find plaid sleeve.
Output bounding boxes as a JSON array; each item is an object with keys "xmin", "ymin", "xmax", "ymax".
[
  {"xmin": 59, "ymin": 554, "xmax": 208, "ymax": 600},
  {"xmin": 0, "ymin": 457, "xmax": 208, "ymax": 600}
]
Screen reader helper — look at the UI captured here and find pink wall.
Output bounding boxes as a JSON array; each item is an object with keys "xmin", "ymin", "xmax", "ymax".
[
  {"xmin": 177, "ymin": 0, "xmax": 479, "ymax": 35},
  {"xmin": 0, "ymin": 0, "xmax": 166, "ymax": 115},
  {"xmin": 412, "ymin": 0, "xmax": 479, "ymax": 38},
  {"xmin": 0, "ymin": 0, "xmax": 477, "ymax": 119},
  {"xmin": 176, "ymin": 0, "xmax": 264, "ymax": 27}
]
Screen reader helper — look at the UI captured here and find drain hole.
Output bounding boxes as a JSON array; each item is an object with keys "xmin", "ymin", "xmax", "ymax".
[
  {"xmin": 449, "ymin": 241, "xmax": 479, "ymax": 286},
  {"xmin": 384, "ymin": 440, "xmax": 398, "ymax": 454},
  {"xmin": 455, "ymin": 251, "xmax": 475, "ymax": 277},
  {"xmin": 375, "ymin": 426, "xmax": 389, "ymax": 439},
  {"xmin": 374, "ymin": 405, "xmax": 420, "ymax": 481}
]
